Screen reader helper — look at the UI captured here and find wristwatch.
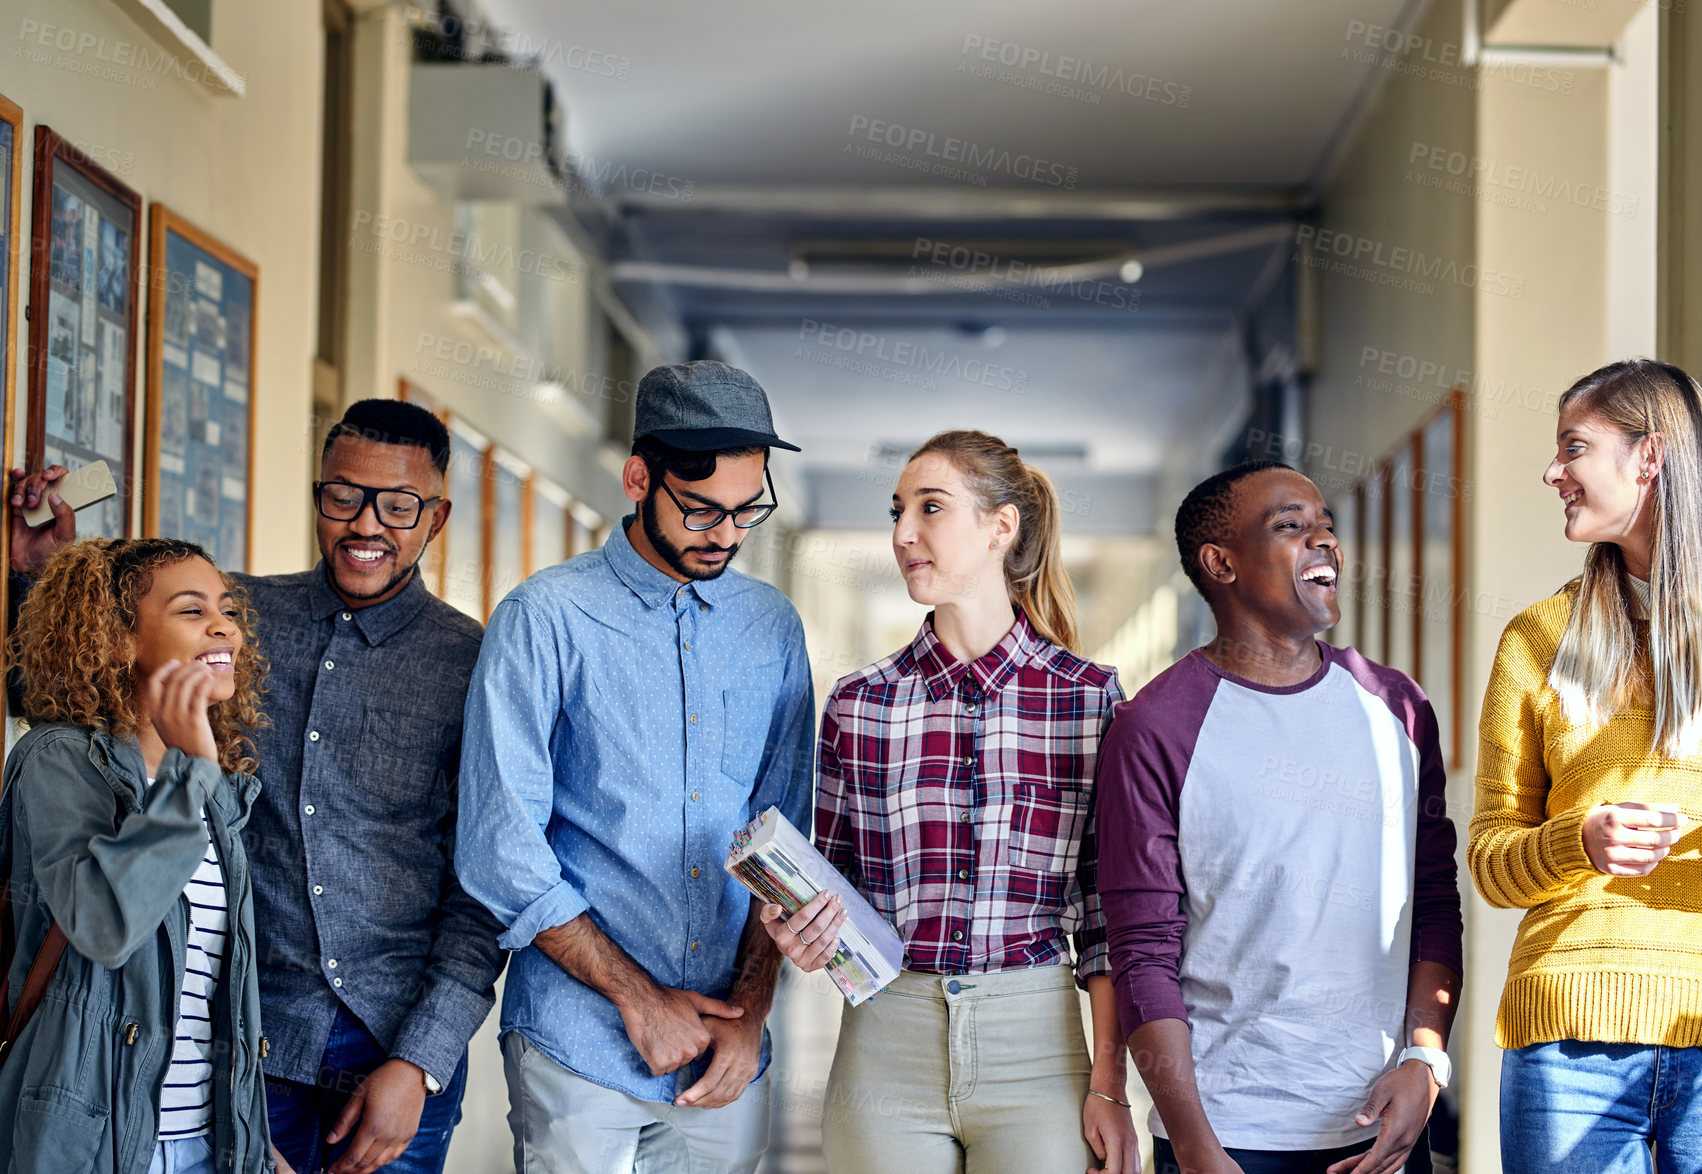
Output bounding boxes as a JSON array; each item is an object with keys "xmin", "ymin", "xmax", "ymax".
[
  {"xmin": 422, "ymin": 1070, "xmax": 443, "ymax": 1096},
  {"xmin": 1397, "ymin": 1045, "xmax": 1451, "ymax": 1090}
]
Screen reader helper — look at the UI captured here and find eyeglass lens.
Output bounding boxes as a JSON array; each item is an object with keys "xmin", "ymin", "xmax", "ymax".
[
  {"xmin": 682, "ymin": 505, "xmax": 776, "ymax": 531},
  {"xmin": 319, "ymin": 484, "xmax": 424, "ymax": 527}
]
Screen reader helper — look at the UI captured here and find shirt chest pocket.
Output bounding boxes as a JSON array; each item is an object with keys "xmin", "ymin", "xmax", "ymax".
[
  {"xmin": 1009, "ymin": 781, "xmax": 1092, "ymax": 874},
  {"xmin": 358, "ymin": 704, "xmax": 452, "ymax": 809},
  {"xmin": 719, "ymin": 688, "xmax": 777, "ymax": 784}
]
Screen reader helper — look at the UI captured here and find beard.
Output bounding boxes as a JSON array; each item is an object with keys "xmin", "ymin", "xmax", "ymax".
[
  {"xmin": 641, "ymin": 490, "xmax": 741, "ymax": 581},
  {"xmin": 325, "ymin": 538, "xmax": 421, "ymax": 600}
]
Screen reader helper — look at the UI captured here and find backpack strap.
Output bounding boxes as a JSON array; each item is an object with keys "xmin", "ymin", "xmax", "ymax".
[
  {"xmin": 0, "ymin": 901, "xmax": 66, "ymax": 1066},
  {"xmin": 0, "ymin": 783, "xmax": 69, "ymax": 1068}
]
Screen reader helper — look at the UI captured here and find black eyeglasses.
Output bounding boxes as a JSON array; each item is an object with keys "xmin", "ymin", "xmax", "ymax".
[
  {"xmin": 314, "ymin": 481, "xmax": 443, "ymax": 530},
  {"xmin": 657, "ymin": 467, "xmax": 779, "ymax": 532}
]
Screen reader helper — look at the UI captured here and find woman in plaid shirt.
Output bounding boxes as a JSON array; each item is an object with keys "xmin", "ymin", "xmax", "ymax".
[{"xmin": 761, "ymin": 431, "xmax": 1138, "ymax": 1174}]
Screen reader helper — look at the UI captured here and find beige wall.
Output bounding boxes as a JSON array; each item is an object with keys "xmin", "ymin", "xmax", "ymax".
[
  {"xmin": 1306, "ymin": 0, "xmax": 1477, "ymax": 496},
  {"xmin": 1459, "ymin": 55, "xmax": 1634, "ymax": 1174},
  {"xmin": 1607, "ymin": 6, "xmax": 1659, "ymax": 359},
  {"xmin": 1659, "ymin": 3, "xmax": 1702, "ymax": 372},
  {"xmin": 1307, "ymin": 0, "xmax": 1660, "ymax": 1166},
  {"xmin": 340, "ymin": 4, "xmax": 627, "ymax": 526},
  {"xmin": 0, "ymin": 0, "xmax": 627, "ymax": 579},
  {"xmin": 3, "ymin": 0, "xmax": 323, "ymax": 571}
]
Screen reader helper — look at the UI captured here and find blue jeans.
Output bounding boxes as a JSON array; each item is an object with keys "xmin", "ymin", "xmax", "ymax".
[
  {"xmin": 1152, "ymin": 1133, "xmax": 1429, "ymax": 1174},
  {"xmin": 148, "ymin": 1136, "xmax": 217, "ymax": 1174},
  {"xmin": 1501, "ymin": 1040, "xmax": 1702, "ymax": 1173},
  {"xmin": 266, "ymin": 1004, "xmax": 468, "ymax": 1174}
]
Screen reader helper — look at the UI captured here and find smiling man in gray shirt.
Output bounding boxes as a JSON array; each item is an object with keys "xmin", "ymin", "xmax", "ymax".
[{"xmin": 8, "ymin": 399, "xmax": 505, "ymax": 1174}]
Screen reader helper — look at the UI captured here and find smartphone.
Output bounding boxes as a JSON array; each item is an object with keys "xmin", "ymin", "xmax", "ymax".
[{"xmin": 21, "ymin": 460, "xmax": 118, "ymax": 528}]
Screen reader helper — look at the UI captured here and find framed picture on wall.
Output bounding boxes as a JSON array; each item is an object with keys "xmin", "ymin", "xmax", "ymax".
[
  {"xmin": 145, "ymin": 206, "xmax": 258, "ymax": 571},
  {"xmin": 531, "ymin": 475, "xmax": 572, "ymax": 575},
  {"xmin": 26, "ymin": 126, "xmax": 142, "ymax": 540},
  {"xmin": 442, "ymin": 416, "xmax": 487, "ymax": 620},
  {"xmin": 1419, "ymin": 392, "xmax": 1465, "ymax": 767},
  {"xmin": 1342, "ymin": 392, "xmax": 1467, "ymax": 768},
  {"xmin": 1329, "ymin": 491, "xmax": 1359, "ymax": 650},
  {"xmin": 396, "ymin": 377, "xmax": 459, "ymax": 600},
  {"xmin": 0, "ymin": 92, "xmax": 23, "ymax": 721},
  {"xmin": 1361, "ymin": 467, "xmax": 1386, "ymax": 663},
  {"xmin": 1387, "ymin": 441, "xmax": 1417, "ymax": 677},
  {"xmin": 484, "ymin": 448, "xmax": 528, "ymax": 617}
]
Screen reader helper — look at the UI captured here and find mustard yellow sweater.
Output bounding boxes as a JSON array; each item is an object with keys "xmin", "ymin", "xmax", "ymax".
[{"xmin": 1471, "ymin": 590, "xmax": 1702, "ymax": 1049}]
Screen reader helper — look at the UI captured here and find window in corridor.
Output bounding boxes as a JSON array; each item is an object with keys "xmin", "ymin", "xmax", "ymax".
[
  {"xmin": 531, "ymin": 477, "xmax": 572, "ymax": 573},
  {"xmin": 442, "ymin": 417, "xmax": 487, "ymax": 620},
  {"xmin": 486, "ymin": 449, "xmax": 527, "ymax": 616}
]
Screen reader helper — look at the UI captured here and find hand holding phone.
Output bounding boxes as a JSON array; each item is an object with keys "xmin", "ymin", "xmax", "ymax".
[
  {"xmin": 9, "ymin": 465, "xmax": 75, "ymax": 575},
  {"xmin": 21, "ymin": 460, "xmax": 116, "ymax": 528}
]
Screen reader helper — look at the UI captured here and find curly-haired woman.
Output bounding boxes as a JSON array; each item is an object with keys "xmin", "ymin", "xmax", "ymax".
[{"xmin": 0, "ymin": 538, "xmax": 277, "ymax": 1174}]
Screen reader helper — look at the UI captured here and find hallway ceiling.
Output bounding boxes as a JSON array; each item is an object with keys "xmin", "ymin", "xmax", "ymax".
[
  {"xmin": 471, "ymin": 0, "xmax": 1420, "ymax": 529},
  {"xmin": 481, "ymin": 0, "xmax": 1411, "ymax": 189}
]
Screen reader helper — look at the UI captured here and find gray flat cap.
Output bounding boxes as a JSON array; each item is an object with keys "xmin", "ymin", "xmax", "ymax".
[{"xmin": 634, "ymin": 360, "xmax": 800, "ymax": 453}]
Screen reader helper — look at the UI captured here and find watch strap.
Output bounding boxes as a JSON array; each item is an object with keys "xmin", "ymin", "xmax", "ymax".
[{"xmin": 1397, "ymin": 1045, "xmax": 1450, "ymax": 1089}]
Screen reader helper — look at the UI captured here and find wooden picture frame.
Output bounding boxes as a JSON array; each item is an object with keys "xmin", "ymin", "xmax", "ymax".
[
  {"xmin": 1361, "ymin": 465, "xmax": 1387, "ymax": 663},
  {"xmin": 1329, "ymin": 491, "xmax": 1359, "ymax": 650},
  {"xmin": 0, "ymin": 92, "xmax": 23, "ymax": 724},
  {"xmin": 1388, "ymin": 441, "xmax": 1417, "ymax": 677},
  {"xmin": 1350, "ymin": 481, "xmax": 1367, "ymax": 649},
  {"xmin": 531, "ymin": 474, "xmax": 573, "ymax": 575},
  {"xmin": 145, "ymin": 205, "xmax": 258, "ymax": 571},
  {"xmin": 397, "ymin": 377, "xmax": 451, "ymax": 598},
  {"xmin": 1419, "ymin": 391, "xmax": 1466, "ymax": 768},
  {"xmin": 484, "ymin": 447, "xmax": 528, "ymax": 619},
  {"xmin": 1343, "ymin": 391, "xmax": 1467, "ymax": 768},
  {"xmin": 442, "ymin": 416, "xmax": 488, "ymax": 620},
  {"xmin": 26, "ymin": 126, "xmax": 142, "ymax": 540},
  {"xmin": 479, "ymin": 444, "xmax": 497, "ymax": 619}
]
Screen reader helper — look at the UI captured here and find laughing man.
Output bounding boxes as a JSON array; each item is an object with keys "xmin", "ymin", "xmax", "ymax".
[{"xmin": 1095, "ymin": 461, "xmax": 1463, "ymax": 1174}]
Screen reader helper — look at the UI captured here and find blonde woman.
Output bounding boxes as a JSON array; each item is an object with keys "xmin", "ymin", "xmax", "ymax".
[
  {"xmin": 762, "ymin": 431, "xmax": 1139, "ymax": 1174},
  {"xmin": 1470, "ymin": 359, "xmax": 1702, "ymax": 1171}
]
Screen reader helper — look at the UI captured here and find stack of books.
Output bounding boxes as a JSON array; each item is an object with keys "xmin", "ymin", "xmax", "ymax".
[{"xmin": 726, "ymin": 807, "xmax": 904, "ymax": 1005}]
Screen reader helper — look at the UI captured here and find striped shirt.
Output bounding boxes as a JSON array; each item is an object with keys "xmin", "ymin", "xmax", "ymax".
[{"xmin": 157, "ymin": 812, "xmax": 228, "ymax": 1140}]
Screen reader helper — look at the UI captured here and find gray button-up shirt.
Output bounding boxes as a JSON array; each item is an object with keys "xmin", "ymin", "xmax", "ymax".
[{"xmin": 239, "ymin": 565, "xmax": 505, "ymax": 1086}]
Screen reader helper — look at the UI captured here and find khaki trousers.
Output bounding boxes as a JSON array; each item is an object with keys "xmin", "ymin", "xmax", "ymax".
[
  {"xmin": 821, "ymin": 964, "xmax": 1094, "ymax": 1174},
  {"xmin": 501, "ymin": 1031, "xmax": 770, "ymax": 1174}
]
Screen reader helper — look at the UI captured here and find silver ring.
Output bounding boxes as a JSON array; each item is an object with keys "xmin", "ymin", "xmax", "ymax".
[{"xmin": 799, "ymin": 931, "xmax": 815, "ymax": 944}]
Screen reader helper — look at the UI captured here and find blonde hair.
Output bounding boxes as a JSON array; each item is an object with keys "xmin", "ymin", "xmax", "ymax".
[
  {"xmin": 1547, "ymin": 359, "xmax": 1702, "ymax": 757},
  {"xmin": 7, "ymin": 538, "xmax": 267, "ymax": 774},
  {"xmin": 908, "ymin": 430, "xmax": 1079, "ymax": 651}
]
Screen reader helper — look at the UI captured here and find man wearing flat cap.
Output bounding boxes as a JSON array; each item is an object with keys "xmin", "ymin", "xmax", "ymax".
[{"xmin": 456, "ymin": 361, "xmax": 814, "ymax": 1173}]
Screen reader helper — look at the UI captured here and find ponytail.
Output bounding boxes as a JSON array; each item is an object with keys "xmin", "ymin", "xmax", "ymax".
[{"xmin": 908, "ymin": 431, "xmax": 1080, "ymax": 652}]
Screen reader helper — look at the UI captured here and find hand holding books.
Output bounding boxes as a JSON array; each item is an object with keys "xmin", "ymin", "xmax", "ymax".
[
  {"xmin": 759, "ymin": 890, "xmax": 847, "ymax": 972},
  {"xmin": 726, "ymin": 807, "xmax": 903, "ymax": 1005}
]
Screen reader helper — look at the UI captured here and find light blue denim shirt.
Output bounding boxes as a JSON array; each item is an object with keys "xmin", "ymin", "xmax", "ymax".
[{"xmin": 456, "ymin": 517, "xmax": 814, "ymax": 1103}]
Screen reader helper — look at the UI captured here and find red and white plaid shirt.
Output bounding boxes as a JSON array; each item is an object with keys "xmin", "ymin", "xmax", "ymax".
[{"xmin": 815, "ymin": 611, "xmax": 1122, "ymax": 979}]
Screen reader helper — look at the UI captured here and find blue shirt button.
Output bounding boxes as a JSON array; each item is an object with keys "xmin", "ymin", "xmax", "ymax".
[{"xmin": 946, "ymin": 980, "xmax": 962, "ymax": 994}]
